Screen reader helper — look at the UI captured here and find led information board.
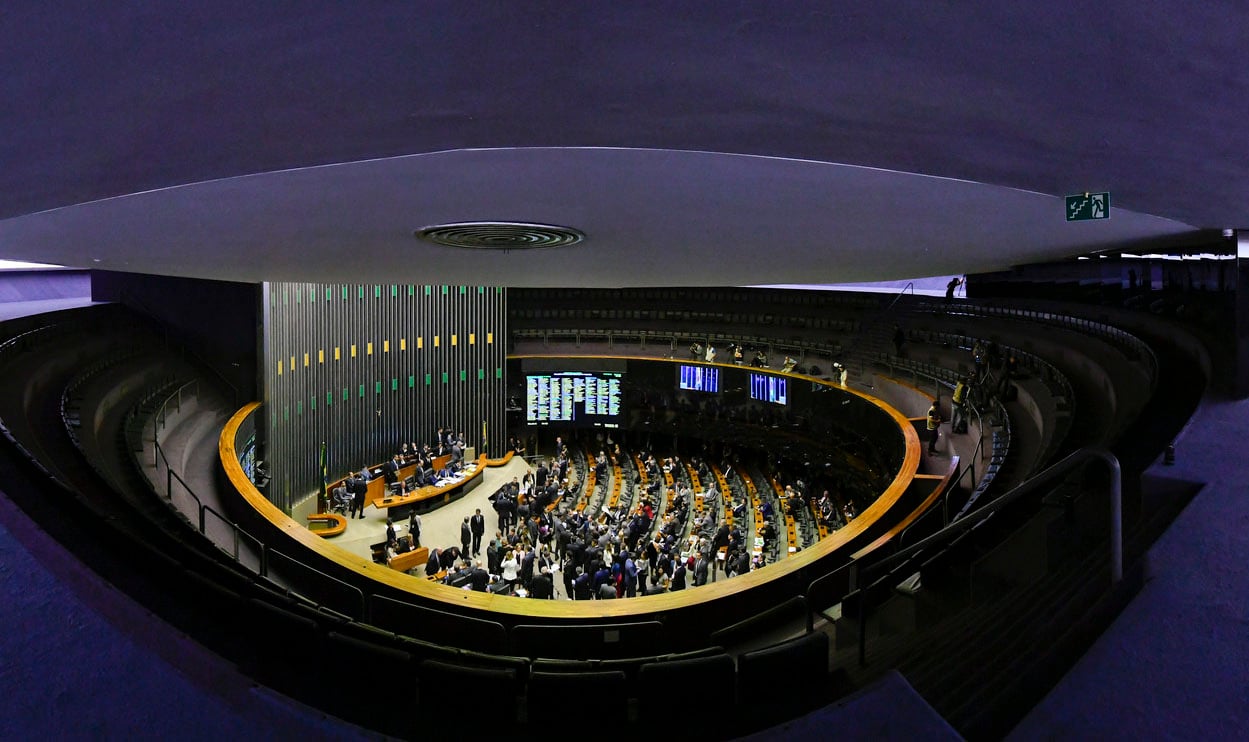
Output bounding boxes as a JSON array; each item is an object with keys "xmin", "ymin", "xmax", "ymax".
[
  {"xmin": 678, "ymin": 364, "xmax": 720, "ymax": 393},
  {"xmin": 750, "ymin": 373, "xmax": 788, "ymax": 405},
  {"xmin": 526, "ymin": 371, "xmax": 622, "ymax": 427}
]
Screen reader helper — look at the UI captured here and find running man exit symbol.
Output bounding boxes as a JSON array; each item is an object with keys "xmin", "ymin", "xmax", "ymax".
[{"xmin": 1066, "ymin": 192, "xmax": 1111, "ymax": 221}]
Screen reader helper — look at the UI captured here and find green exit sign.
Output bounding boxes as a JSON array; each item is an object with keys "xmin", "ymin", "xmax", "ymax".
[{"xmin": 1066, "ymin": 192, "xmax": 1111, "ymax": 221}]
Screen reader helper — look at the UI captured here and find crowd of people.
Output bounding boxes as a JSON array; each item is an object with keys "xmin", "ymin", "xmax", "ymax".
[{"xmin": 368, "ymin": 428, "xmax": 871, "ymax": 602}]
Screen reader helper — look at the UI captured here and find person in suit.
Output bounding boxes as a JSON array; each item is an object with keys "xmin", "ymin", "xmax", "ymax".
[
  {"xmin": 460, "ymin": 517, "xmax": 472, "ymax": 556},
  {"xmin": 693, "ymin": 552, "xmax": 709, "ymax": 587},
  {"xmin": 712, "ymin": 524, "xmax": 730, "ymax": 575},
  {"xmin": 470, "ymin": 508, "xmax": 486, "ymax": 556},
  {"xmin": 347, "ymin": 473, "xmax": 366, "ymax": 519},
  {"xmin": 530, "ymin": 567, "xmax": 554, "ymax": 599},
  {"xmin": 671, "ymin": 559, "xmax": 687, "ymax": 591},
  {"xmin": 486, "ymin": 538, "xmax": 501, "ymax": 576},
  {"xmin": 573, "ymin": 568, "xmax": 592, "ymax": 600},
  {"xmin": 385, "ymin": 518, "xmax": 396, "ymax": 545},
  {"xmin": 470, "ymin": 561, "xmax": 490, "ymax": 592},
  {"xmin": 425, "ymin": 548, "xmax": 442, "ymax": 577},
  {"xmin": 382, "ymin": 455, "xmax": 400, "ymax": 487}
]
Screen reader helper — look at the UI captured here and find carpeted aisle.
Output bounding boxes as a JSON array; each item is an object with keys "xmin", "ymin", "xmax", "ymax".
[{"xmin": 1010, "ymin": 394, "xmax": 1249, "ymax": 739}]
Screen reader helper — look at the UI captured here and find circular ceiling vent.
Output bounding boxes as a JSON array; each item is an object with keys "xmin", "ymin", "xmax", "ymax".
[{"xmin": 415, "ymin": 222, "xmax": 585, "ymax": 250}]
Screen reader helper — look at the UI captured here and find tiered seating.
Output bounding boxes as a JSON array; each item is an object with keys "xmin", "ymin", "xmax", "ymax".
[
  {"xmin": 738, "ymin": 469, "xmax": 780, "ymax": 563},
  {"xmin": 0, "ymin": 287, "xmax": 1202, "ymax": 740},
  {"xmin": 572, "ymin": 448, "xmax": 598, "ymax": 514}
]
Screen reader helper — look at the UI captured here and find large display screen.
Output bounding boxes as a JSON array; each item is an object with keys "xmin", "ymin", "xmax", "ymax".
[
  {"xmin": 750, "ymin": 373, "xmax": 788, "ymax": 405},
  {"xmin": 678, "ymin": 364, "xmax": 720, "ymax": 393},
  {"xmin": 527, "ymin": 371, "xmax": 623, "ymax": 428}
]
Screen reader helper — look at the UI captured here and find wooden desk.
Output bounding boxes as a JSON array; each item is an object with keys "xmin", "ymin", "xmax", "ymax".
[
  {"xmin": 373, "ymin": 456, "xmax": 487, "ymax": 512},
  {"xmin": 388, "ymin": 546, "xmax": 429, "ymax": 573}
]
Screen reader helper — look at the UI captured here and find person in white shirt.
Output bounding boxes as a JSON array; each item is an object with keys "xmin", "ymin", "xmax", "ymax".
[{"xmin": 500, "ymin": 550, "xmax": 520, "ymax": 588}]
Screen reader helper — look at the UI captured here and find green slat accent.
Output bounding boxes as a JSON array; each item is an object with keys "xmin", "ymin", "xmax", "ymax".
[
  {"xmin": 327, "ymin": 392, "xmax": 333, "ymax": 406},
  {"xmin": 408, "ymin": 375, "xmax": 415, "ymax": 388},
  {"xmin": 342, "ymin": 285, "xmax": 348, "ymax": 300},
  {"xmin": 296, "ymin": 400, "xmax": 302, "ymax": 415},
  {"xmin": 359, "ymin": 384, "xmax": 366, "ymax": 397},
  {"xmin": 391, "ymin": 378, "xmax": 398, "ymax": 391},
  {"xmin": 358, "ymin": 286, "xmax": 364, "ymax": 300},
  {"xmin": 283, "ymin": 406, "xmax": 289, "ymax": 421},
  {"xmin": 459, "ymin": 369, "xmax": 466, "ymax": 381},
  {"xmin": 326, "ymin": 287, "xmax": 332, "ymax": 301},
  {"xmin": 424, "ymin": 373, "xmax": 431, "ymax": 385},
  {"xmin": 478, "ymin": 368, "xmax": 485, "ymax": 380},
  {"xmin": 441, "ymin": 371, "xmax": 448, "ymax": 383},
  {"xmin": 375, "ymin": 380, "xmax": 382, "ymax": 394},
  {"xmin": 425, "ymin": 286, "xmax": 431, "ymax": 296},
  {"xmin": 374, "ymin": 285, "xmax": 381, "ymax": 298},
  {"xmin": 343, "ymin": 388, "xmax": 349, "ymax": 400},
  {"xmin": 496, "ymin": 367, "xmax": 503, "ymax": 379}
]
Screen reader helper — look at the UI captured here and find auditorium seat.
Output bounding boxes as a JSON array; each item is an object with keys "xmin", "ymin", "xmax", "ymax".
[{"xmin": 736, "ymin": 631, "xmax": 831, "ymax": 724}]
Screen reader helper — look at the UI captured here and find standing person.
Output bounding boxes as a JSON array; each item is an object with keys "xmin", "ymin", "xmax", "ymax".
[
  {"xmin": 348, "ymin": 473, "xmax": 366, "ymax": 520},
  {"xmin": 470, "ymin": 508, "xmax": 486, "ymax": 556},
  {"xmin": 500, "ymin": 550, "xmax": 519, "ymax": 589},
  {"xmin": 951, "ymin": 375, "xmax": 969, "ymax": 435},
  {"xmin": 487, "ymin": 537, "xmax": 501, "ymax": 576},
  {"xmin": 946, "ymin": 276, "xmax": 963, "ymax": 303},
  {"xmin": 927, "ymin": 400, "xmax": 943, "ymax": 455},
  {"xmin": 385, "ymin": 518, "xmax": 396, "ymax": 545},
  {"xmin": 624, "ymin": 553, "xmax": 639, "ymax": 597},
  {"xmin": 460, "ymin": 517, "xmax": 472, "ymax": 557},
  {"xmin": 345, "ymin": 474, "xmax": 360, "ymax": 519},
  {"xmin": 407, "ymin": 509, "xmax": 422, "ymax": 548}
]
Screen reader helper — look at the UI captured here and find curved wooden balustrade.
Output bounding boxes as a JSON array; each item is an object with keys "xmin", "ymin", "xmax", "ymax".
[{"xmin": 219, "ymin": 357, "xmax": 923, "ymax": 628}]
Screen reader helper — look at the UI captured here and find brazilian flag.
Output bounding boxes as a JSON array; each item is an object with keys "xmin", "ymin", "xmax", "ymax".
[{"xmin": 319, "ymin": 441, "xmax": 328, "ymax": 513}]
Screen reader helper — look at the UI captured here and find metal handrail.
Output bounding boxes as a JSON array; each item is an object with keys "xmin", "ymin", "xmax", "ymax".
[
  {"xmin": 144, "ymin": 379, "xmax": 265, "ymax": 573},
  {"xmin": 866, "ymin": 446, "xmax": 1122, "ymax": 586},
  {"xmin": 266, "ymin": 548, "xmax": 366, "ymax": 621},
  {"xmin": 881, "ymin": 281, "xmax": 915, "ymax": 315},
  {"xmin": 153, "ymin": 379, "xmax": 199, "ymax": 468},
  {"xmin": 836, "ymin": 446, "xmax": 1122, "ymax": 666},
  {"xmin": 202, "ymin": 503, "xmax": 265, "ymax": 571}
]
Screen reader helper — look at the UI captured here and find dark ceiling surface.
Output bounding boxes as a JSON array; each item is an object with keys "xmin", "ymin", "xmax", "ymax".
[{"xmin": 1, "ymin": 2, "xmax": 1244, "ymax": 283}]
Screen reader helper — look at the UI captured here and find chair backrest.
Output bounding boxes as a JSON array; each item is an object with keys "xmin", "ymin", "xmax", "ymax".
[
  {"xmin": 736, "ymin": 631, "xmax": 829, "ymax": 719},
  {"xmin": 525, "ymin": 670, "xmax": 627, "ymax": 725},
  {"xmin": 637, "ymin": 652, "xmax": 736, "ymax": 710}
]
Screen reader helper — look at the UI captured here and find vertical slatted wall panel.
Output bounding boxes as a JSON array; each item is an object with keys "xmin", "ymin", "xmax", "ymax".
[{"xmin": 261, "ymin": 282, "xmax": 507, "ymax": 512}]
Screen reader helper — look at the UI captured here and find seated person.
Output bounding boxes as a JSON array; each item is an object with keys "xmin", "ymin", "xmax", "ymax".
[
  {"xmin": 762, "ymin": 522, "xmax": 778, "ymax": 550},
  {"xmin": 446, "ymin": 560, "xmax": 475, "ymax": 588}
]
